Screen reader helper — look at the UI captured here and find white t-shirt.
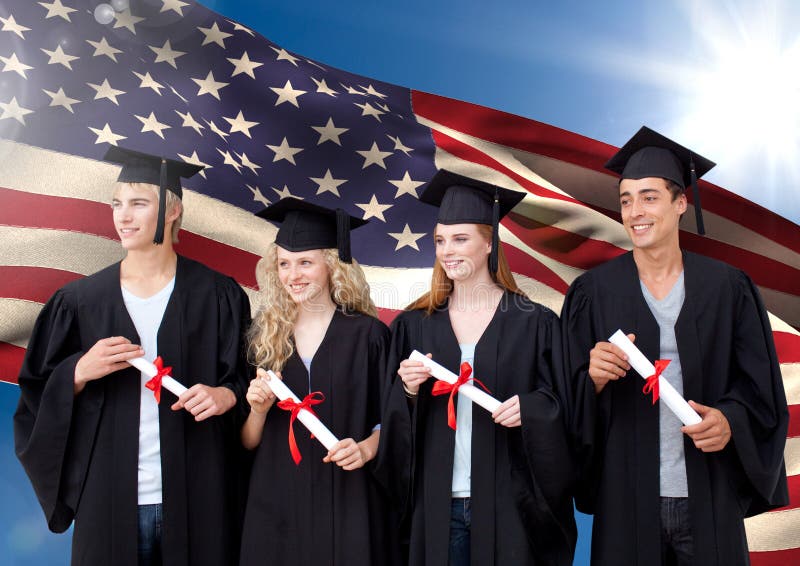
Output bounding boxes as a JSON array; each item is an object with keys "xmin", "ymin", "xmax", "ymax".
[
  {"xmin": 122, "ymin": 277, "xmax": 175, "ymax": 505},
  {"xmin": 451, "ymin": 343, "xmax": 476, "ymax": 497}
]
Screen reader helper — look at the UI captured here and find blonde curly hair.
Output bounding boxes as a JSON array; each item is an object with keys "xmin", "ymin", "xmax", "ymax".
[{"xmin": 248, "ymin": 244, "xmax": 377, "ymax": 371}]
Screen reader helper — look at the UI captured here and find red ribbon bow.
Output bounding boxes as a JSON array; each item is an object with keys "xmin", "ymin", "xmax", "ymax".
[
  {"xmin": 144, "ymin": 356, "xmax": 172, "ymax": 404},
  {"xmin": 431, "ymin": 362, "xmax": 491, "ymax": 430},
  {"xmin": 277, "ymin": 392, "xmax": 326, "ymax": 465},
  {"xmin": 643, "ymin": 359, "xmax": 671, "ymax": 405}
]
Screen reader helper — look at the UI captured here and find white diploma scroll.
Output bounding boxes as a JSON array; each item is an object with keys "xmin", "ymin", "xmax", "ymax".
[
  {"xmin": 608, "ymin": 330, "xmax": 702, "ymax": 425},
  {"xmin": 129, "ymin": 357, "xmax": 188, "ymax": 397},
  {"xmin": 265, "ymin": 370, "xmax": 339, "ymax": 450},
  {"xmin": 409, "ymin": 350, "xmax": 502, "ymax": 413}
]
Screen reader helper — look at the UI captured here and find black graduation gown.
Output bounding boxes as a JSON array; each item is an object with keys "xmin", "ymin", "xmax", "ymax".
[
  {"xmin": 14, "ymin": 255, "xmax": 252, "ymax": 566},
  {"xmin": 239, "ymin": 310, "xmax": 401, "ymax": 566},
  {"xmin": 375, "ymin": 291, "xmax": 577, "ymax": 566},
  {"xmin": 561, "ymin": 251, "xmax": 789, "ymax": 566}
]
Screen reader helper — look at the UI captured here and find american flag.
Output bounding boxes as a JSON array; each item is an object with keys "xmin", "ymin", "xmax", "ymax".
[{"xmin": 0, "ymin": 1, "xmax": 797, "ymax": 564}]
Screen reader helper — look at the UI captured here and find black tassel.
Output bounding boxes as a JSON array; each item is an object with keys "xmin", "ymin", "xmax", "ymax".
[
  {"xmin": 690, "ymin": 157, "xmax": 705, "ymax": 236},
  {"xmin": 153, "ymin": 158, "xmax": 168, "ymax": 245},
  {"xmin": 489, "ymin": 189, "xmax": 500, "ymax": 273},
  {"xmin": 336, "ymin": 208, "xmax": 352, "ymax": 263}
]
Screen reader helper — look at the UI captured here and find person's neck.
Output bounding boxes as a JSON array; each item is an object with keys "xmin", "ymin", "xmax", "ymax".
[
  {"xmin": 121, "ymin": 244, "xmax": 178, "ymax": 281},
  {"xmin": 632, "ymin": 244, "xmax": 683, "ymax": 282},
  {"xmin": 449, "ymin": 272, "xmax": 503, "ymax": 311}
]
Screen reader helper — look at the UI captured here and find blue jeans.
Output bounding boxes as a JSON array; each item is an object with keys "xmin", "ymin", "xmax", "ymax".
[
  {"xmin": 449, "ymin": 498, "xmax": 471, "ymax": 566},
  {"xmin": 660, "ymin": 497, "xmax": 693, "ymax": 566},
  {"xmin": 138, "ymin": 503, "xmax": 163, "ymax": 566}
]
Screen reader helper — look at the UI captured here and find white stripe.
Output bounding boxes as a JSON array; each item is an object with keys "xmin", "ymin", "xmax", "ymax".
[
  {"xmin": 770, "ymin": 312, "xmax": 800, "ymax": 336},
  {"xmin": 745, "ymin": 507, "xmax": 800, "ymax": 552},
  {"xmin": 0, "ymin": 298, "xmax": 42, "ymax": 348},
  {"xmin": 786, "ymin": 437, "xmax": 800, "ymax": 476},
  {"xmin": 783, "ymin": 364, "xmax": 800, "ymax": 406}
]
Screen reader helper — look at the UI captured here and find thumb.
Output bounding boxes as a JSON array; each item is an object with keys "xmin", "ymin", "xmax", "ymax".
[
  {"xmin": 426, "ymin": 352, "xmax": 433, "ymax": 359},
  {"xmin": 627, "ymin": 333, "xmax": 636, "ymax": 343},
  {"xmin": 688, "ymin": 400, "xmax": 708, "ymax": 414}
]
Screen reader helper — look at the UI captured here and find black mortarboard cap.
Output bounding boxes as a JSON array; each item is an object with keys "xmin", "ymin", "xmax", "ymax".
[
  {"xmin": 604, "ymin": 126, "xmax": 716, "ymax": 235},
  {"xmin": 420, "ymin": 169, "xmax": 525, "ymax": 273},
  {"xmin": 103, "ymin": 146, "xmax": 203, "ymax": 244},
  {"xmin": 256, "ymin": 197, "xmax": 368, "ymax": 263}
]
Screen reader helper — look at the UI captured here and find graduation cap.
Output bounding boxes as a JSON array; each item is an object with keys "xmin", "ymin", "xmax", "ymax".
[
  {"xmin": 420, "ymin": 169, "xmax": 525, "ymax": 273},
  {"xmin": 256, "ymin": 197, "xmax": 368, "ymax": 263},
  {"xmin": 604, "ymin": 126, "xmax": 716, "ymax": 235},
  {"xmin": 103, "ymin": 146, "xmax": 203, "ymax": 244}
]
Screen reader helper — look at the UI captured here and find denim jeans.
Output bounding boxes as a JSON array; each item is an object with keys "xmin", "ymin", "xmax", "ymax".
[
  {"xmin": 138, "ymin": 503, "xmax": 163, "ymax": 566},
  {"xmin": 660, "ymin": 497, "xmax": 693, "ymax": 566},
  {"xmin": 449, "ymin": 498, "xmax": 471, "ymax": 566}
]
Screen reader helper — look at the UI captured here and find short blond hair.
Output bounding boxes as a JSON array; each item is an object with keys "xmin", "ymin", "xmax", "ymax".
[{"xmin": 113, "ymin": 182, "xmax": 183, "ymax": 243}]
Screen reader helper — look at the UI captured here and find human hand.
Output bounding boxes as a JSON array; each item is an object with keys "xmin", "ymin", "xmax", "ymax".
[
  {"xmin": 681, "ymin": 401, "xmax": 732, "ymax": 452},
  {"xmin": 588, "ymin": 334, "xmax": 634, "ymax": 393}
]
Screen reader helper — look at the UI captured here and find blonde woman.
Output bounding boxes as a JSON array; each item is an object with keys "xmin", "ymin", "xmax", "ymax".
[
  {"xmin": 376, "ymin": 170, "xmax": 576, "ymax": 566},
  {"xmin": 239, "ymin": 198, "xmax": 399, "ymax": 566}
]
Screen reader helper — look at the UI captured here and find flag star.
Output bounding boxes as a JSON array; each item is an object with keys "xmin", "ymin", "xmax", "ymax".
[
  {"xmin": 113, "ymin": 9, "xmax": 145, "ymax": 34},
  {"xmin": 266, "ymin": 137, "xmax": 304, "ymax": 165},
  {"xmin": 311, "ymin": 77, "xmax": 337, "ymax": 97},
  {"xmin": 161, "ymin": 0, "xmax": 189, "ymax": 15},
  {"xmin": 223, "ymin": 110, "xmax": 259, "ymax": 138},
  {"xmin": 387, "ymin": 135, "xmax": 413, "ymax": 155},
  {"xmin": 175, "ymin": 110, "xmax": 204, "ymax": 135},
  {"xmin": 310, "ymin": 169, "xmax": 347, "ymax": 197},
  {"xmin": 41, "ymin": 45, "xmax": 79, "ymax": 70},
  {"xmin": 217, "ymin": 148, "xmax": 242, "ymax": 173},
  {"xmin": 356, "ymin": 195, "xmax": 393, "ymax": 222},
  {"xmin": 305, "ymin": 59, "xmax": 326, "ymax": 71},
  {"xmin": 1, "ymin": 15, "xmax": 31, "ymax": 39},
  {"xmin": 38, "ymin": 0, "xmax": 76, "ymax": 22},
  {"xmin": 270, "ymin": 80, "xmax": 306, "ymax": 108},
  {"xmin": 149, "ymin": 40, "xmax": 186, "ymax": 69},
  {"xmin": 133, "ymin": 71, "xmax": 165, "ymax": 95},
  {"xmin": 311, "ymin": 117, "xmax": 348, "ymax": 145},
  {"xmin": 376, "ymin": 102, "xmax": 391, "ymax": 113},
  {"xmin": 236, "ymin": 152, "xmax": 261, "ymax": 175},
  {"xmin": 356, "ymin": 142, "xmax": 392, "ymax": 169},
  {"xmin": 43, "ymin": 87, "xmax": 80, "ymax": 113},
  {"xmin": 168, "ymin": 85, "xmax": 188, "ymax": 103},
  {"xmin": 270, "ymin": 46, "xmax": 300, "ymax": 66},
  {"xmin": 0, "ymin": 96, "xmax": 33, "ymax": 124},
  {"xmin": 341, "ymin": 83, "xmax": 365, "ymax": 95},
  {"xmin": 354, "ymin": 101, "xmax": 385, "ymax": 121},
  {"xmin": 191, "ymin": 71, "xmax": 228, "ymax": 100},
  {"xmin": 272, "ymin": 185, "xmax": 300, "ymax": 200},
  {"xmin": 135, "ymin": 112, "xmax": 171, "ymax": 139},
  {"xmin": 178, "ymin": 151, "xmax": 211, "ymax": 178},
  {"xmin": 0, "ymin": 52, "xmax": 34, "ymax": 78},
  {"xmin": 226, "ymin": 19, "xmax": 255, "ymax": 36},
  {"xmin": 87, "ymin": 37, "xmax": 122, "ymax": 62},
  {"xmin": 227, "ymin": 51, "xmax": 263, "ymax": 79},
  {"xmin": 198, "ymin": 22, "xmax": 232, "ymax": 48},
  {"xmin": 87, "ymin": 79, "xmax": 126, "ymax": 105},
  {"xmin": 205, "ymin": 119, "xmax": 229, "ymax": 141},
  {"xmin": 389, "ymin": 171, "xmax": 425, "ymax": 198},
  {"xmin": 388, "ymin": 224, "xmax": 426, "ymax": 251},
  {"xmin": 88, "ymin": 123, "xmax": 127, "ymax": 145},
  {"xmin": 360, "ymin": 84, "xmax": 388, "ymax": 99},
  {"xmin": 246, "ymin": 184, "xmax": 270, "ymax": 206}
]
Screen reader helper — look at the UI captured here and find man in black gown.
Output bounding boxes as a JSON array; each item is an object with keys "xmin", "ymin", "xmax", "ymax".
[{"xmin": 561, "ymin": 127, "xmax": 788, "ymax": 565}]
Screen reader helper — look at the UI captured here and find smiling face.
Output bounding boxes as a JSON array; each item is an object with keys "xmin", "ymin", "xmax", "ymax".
[
  {"xmin": 434, "ymin": 223, "xmax": 492, "ymax": 282},
  {"xmin": 276, "ymin": 246, "xmax": 331, "ymax": 306},
  {"xmin": 111, "ymin": 183, "xmax": 176, "ymax": 251},
  {"xmin": 619, "ymin": 177, "xmax": 687, "ymax": 252}
]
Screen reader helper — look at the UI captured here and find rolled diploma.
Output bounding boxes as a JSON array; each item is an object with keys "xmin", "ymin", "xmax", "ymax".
[
  {"xmin": 409, "ymin": 350, "xmax": 502, "ymax": 413},
  {"xmin": 129, "ymin": 357, "xmax": 188, "ymax": 397},
  {"xmin": 608, "ymin": 330, "xmax": 702, "ymax": 425},
  {"xmin": 265, "ymin": 370, "xmax": 339, "ymax": 450}
]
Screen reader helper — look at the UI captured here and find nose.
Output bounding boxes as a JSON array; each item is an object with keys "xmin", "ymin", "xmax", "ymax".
[{"xmin": 629, "ymin": 196, "xmax": 644, "ymax": 218}]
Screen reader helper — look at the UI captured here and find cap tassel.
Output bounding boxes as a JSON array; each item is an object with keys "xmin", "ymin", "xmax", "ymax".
[
  {"xmin": 335, "ymin": 208, "xmax": 352, "ymax": 263},
  {"xmin": 489, "ymin": 189, "xmax": 500, "ymax": 273},
  {"xmin": 690, "ymin": 157, "xmax": 705, "ymax": 236},
  {"xmin": 153, "ymin": 159, "xmax": 168, "ymax": 245}
]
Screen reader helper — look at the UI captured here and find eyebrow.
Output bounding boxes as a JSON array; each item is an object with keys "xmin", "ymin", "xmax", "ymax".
[{"xmin": 620, "ymin": 187, "xmax": 661, "ymax": 198}]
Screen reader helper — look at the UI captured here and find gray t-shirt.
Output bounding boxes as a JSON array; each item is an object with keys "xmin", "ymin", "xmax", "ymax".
[{"xmin": 641, "ymin": 272, "xmax": 689, "ymax": 497}]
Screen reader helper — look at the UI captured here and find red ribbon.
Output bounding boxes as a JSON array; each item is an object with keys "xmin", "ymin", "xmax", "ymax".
[
  {"xmin": 144, "ymin": 356, "xmax": 172, "ymax": 404},
  {"xmin": 431, "ymin": 362, "xmax": 492, "ymax": 430},
  {"xmin": 643, "ymin": 359, "xmax": 671, "ymax": 405},
  {"xmin": 277, "ymin": 392, "xmax": 326, "ymax": 465}
]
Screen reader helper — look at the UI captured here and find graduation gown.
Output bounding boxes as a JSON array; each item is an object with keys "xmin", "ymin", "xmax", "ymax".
[
  {"xmin": 14, "ymin": 256, "xmax": 252, "ymax": 566},
  {"xmin": 561, "ymin": 251, "xmax": 789, "ymax": 566},
  {"xmin": 375, "ymin": 291, "xmax": 576, "ymax": 566},
  {"xmin": 239, "ymin": 310, "xmax": 400, "ymax": 566}
]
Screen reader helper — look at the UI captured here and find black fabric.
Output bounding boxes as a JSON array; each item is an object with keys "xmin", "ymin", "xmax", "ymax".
[
  {"xmin": 103, "ymin": 145, "xmax": 202, "ymax": 198},
  {"xmin": 375, "ymin": 293, "xmax": 577, "ymax": 566},
  {"xmin": 239, "ymin": 311, "xmax": 401, "ymax": 566},
  {"xmin": 14, "ymin": 256, "xmax": 252, "ymax": 566},
  {"xmin": 561, "ymin": 251, "xmax": 789, "ymax": 566}
]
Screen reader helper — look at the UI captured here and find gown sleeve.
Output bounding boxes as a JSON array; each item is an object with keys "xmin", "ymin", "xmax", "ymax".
[
  {"xmin": 216, "ymin": 276, "xmax": 252, "ymax": 425},
  {"xmin": 13, "ymin": 288, "xmax": 104, "ymax": 533},
  {"xmin": 366, "ymin": 317, "xmax": 390, "ymax": 432}
]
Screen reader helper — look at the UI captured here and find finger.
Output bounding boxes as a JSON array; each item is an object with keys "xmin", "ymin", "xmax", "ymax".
[
  {"xmin": 195, "ymin": 406, "xmax": 217, "ymax": 421},
  {"xmin": 171, "ymin": 400, "xmax": 183, "ymax": 411},
  {"xmin": 593, "ymin": 351, "xmax": 629, "ymax": 371},
  {"xmin": 102, "ymin": 336, "xmax": 133, "ymax": 346},
  {"xmin": 681, "ymin": 420, "xmax": 714, "ymax": 435},
  {"xmin": 592, "ymin": 360, "xmax": 627, "ymax": 378},
  {"xmin": 256, "ymin": 368, "xmax": 268, "ymax": 379},
  {"xmin": 688, "ymin": 400, "xmax": 710, "ymax": 414}
]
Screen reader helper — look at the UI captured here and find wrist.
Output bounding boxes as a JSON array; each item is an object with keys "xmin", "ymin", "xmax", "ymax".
[{"xmin": 402, "ymin": 381, "xmax": 418, "ymax": 398}]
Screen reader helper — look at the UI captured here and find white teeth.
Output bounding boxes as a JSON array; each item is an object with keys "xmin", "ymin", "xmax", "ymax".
[{"xmin": 632, "ymin": 224, "xmax": 652, "ymax": 232}]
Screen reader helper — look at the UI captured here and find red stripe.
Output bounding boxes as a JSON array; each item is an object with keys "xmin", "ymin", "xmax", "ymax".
[
  {"xmin": 787, "ymin": 474, "xmax": 800, "ymax": 512},
  {"xmin": 174, "ymin": 234, "xmax": 259, "ymax": 288},
  {"xmin": 0, "ymin": 342, "xmax": 24, "ymax": 384},
  {"xmin": 377, "ymin": 307, "xmax": 401, "ymax": 326},
  {"xmin": 775, "ymin": 332, "xmax": 800, "ymax": 364},
  {"xmin": 750, "ymin": 547, "xmax": 800, "ymax": 566},
  {"xmin": 788, "ymin": 406, "xmax": 800, "ymax": 439},
  {"xmin": 0, "ymin": 266, "xmax": 83, "ymax": 303},
  {"xmin": 503, "ymin": 243, "xmax": 569, "ymax": 294},
  {"xmin": 412, "ymin": 91, "xmax": 800, "ymax": 254}
]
